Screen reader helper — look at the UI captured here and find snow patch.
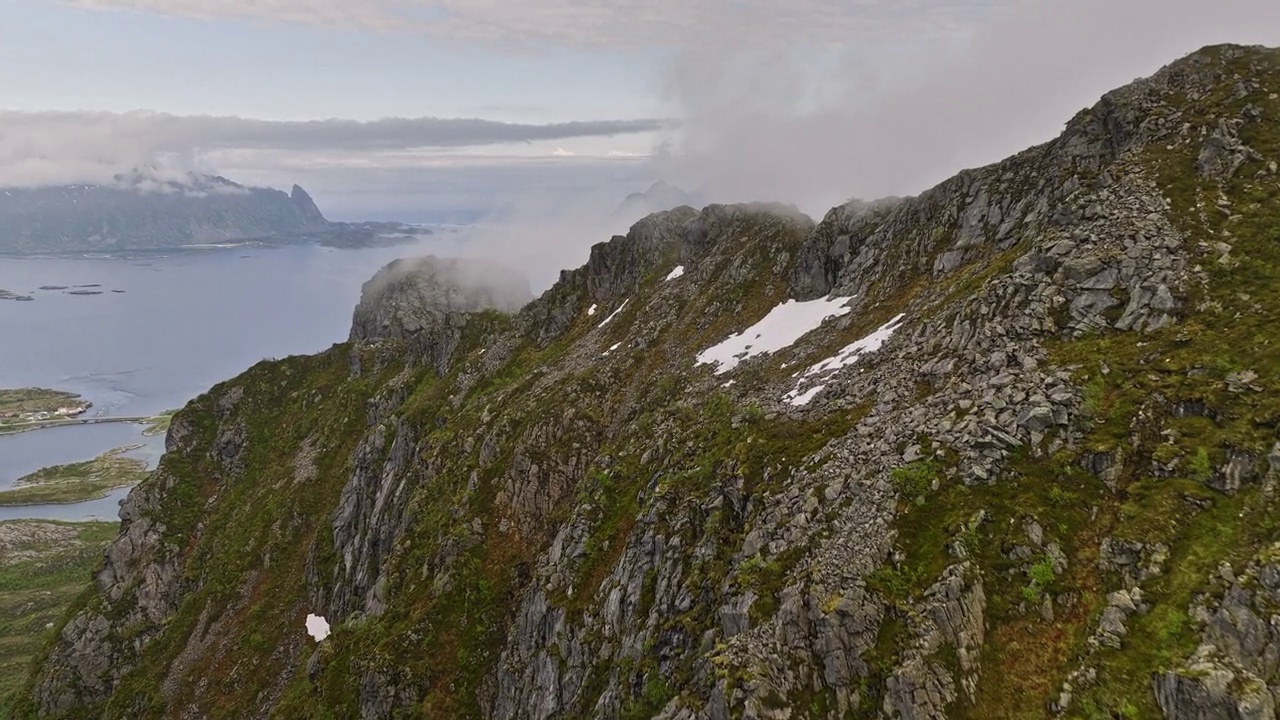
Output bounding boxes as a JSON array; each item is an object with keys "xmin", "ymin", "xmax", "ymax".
[
  {"xmin": 665, "ymin": 265, "xmax": 686, "ymax": 281},
  {"xmin": 696, "ymin": 296, "xmax": 854, "ymax": 375},
  {"xmin": 784, "ymin": 314, "xmax": 907, "ymax": 404},
  {"xmin": 598, "ymin": 300, "xmax": 629, "ymax": 328},
  {"xmin": 587, "ymin": 304, "xmax": 598, "ymax": 316},
  {"xmin": 602, "ymin": 342, "xmax": 622, "ymax": 357},
  {"xmin": 788, "ymin": 385, "xmax": 827, "ymax": 406},
  {"xmin": 803, "ymin": 314, "xmax": 906, "ymax": 378},
  {"xmin": 305, "ymin": 613, "xmax": 330, "ymax": 642}
]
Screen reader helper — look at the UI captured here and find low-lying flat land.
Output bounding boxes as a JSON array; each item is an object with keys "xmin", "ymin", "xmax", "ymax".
[
  {"xmin": 141, "ymin": 410, "xmax": 179, "ymax": 437},
  {"xmin": 0, "ymin": 520, "xmax": 117, "ymax": 711},
  {"xmin": 0, "ymin": 389, "xmax": 91, "ymax": 431},
  {"xmin": 0, "ymin": 446, "xmax": 149, "ymax": 506}
]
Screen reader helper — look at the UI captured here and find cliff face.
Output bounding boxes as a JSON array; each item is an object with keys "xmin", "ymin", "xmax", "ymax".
[
  {"xmin": 0, "ymin": 171, "xmax": 334, "ymax": 254},
  {"xmin": 16, "ymin": 44, "xmax": 1280, "ymax": 719}
]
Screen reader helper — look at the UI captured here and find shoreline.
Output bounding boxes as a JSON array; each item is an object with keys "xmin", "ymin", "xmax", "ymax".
[
  {"xmin": 0, "ymin": 484, "xmax": 138, "ymax": 507},
  {"xmin": 0, "ymin": 231, "xmax": 423, "ymax": 260},
  {"xmin": 0, "ymin": 444, "xmax": 150, "ymax": 508},
  {"xmin": 0, "ymin": 415, "xmax": 152, "ymax": 436}
]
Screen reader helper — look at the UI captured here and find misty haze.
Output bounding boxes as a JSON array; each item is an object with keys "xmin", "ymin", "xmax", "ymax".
[{"xmin": 3, "ymin": 1, "xmax": 1280, "ymax": 719}]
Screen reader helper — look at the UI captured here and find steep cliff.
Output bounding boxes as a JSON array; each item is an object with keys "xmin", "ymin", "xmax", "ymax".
[{"xmin": 14, "ymin": 44, "xmax": 1280, "ymax": 719}]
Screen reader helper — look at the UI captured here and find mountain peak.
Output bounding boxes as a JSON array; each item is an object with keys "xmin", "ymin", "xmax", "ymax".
[
  {"xmin": 612, "ymin": 180, "xmax": 701, "ymax": 231},
  {"xmin": 290, "ymin": 184, "xmax": 326, "ymax": 222}
]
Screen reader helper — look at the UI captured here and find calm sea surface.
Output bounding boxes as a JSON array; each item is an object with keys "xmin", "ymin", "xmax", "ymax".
[{"xmin": 0, "ymin": 240, "xmax": 442, "ymax": 521}]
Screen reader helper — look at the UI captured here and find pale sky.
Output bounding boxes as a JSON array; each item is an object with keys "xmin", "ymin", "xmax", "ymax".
[{"xmin": 1, "ymin": 0, "xmax": 1278, "ymax": 221}]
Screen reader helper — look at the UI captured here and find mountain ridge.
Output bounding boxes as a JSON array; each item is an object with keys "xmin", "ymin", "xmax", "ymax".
[
  {"xmin": 10, "ymin": 43, "xmax": 1280, "ymax": 720},
  {"xmin": 0, "ymin": 170, "xmax": 419, "ymax": 254}
]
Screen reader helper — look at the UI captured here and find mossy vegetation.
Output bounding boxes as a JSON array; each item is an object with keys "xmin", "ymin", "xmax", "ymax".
[
  {"xmin": 57, "ymin": 346, "xmax": 411, "ymax": 720},
  {"xmin": 0, "ymin": 521, "xmax": 118, "ymax": 718},
  {"xmin": 890, "ymin": 460, "xmax": 942, "ymax": 500},
  {"xmin": 870, "ymin": 46, "xmax": 1280, "ymax": 719}
]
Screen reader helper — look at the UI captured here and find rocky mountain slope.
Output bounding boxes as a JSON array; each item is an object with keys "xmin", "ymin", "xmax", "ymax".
[
  {"xmin": 0, "ymin": 170, "xmax": 415, "ymax": 254},
  {"xmin": 10, "ymin": 44, "xmax": 1280, "ymax": 719}
]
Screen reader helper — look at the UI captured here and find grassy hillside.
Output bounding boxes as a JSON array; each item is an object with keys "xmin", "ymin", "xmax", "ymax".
[{"xmin": 15, "ymin": 44, "xmax": 1280, "ymax": 720}]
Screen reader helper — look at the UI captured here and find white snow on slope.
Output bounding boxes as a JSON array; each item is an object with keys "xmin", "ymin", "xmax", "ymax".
[
  {"xmin": 803, "ymin": 314, "xmax": 906, "ymax": 378},
  {"xmin": 598, "ymin": 299, "xmax": 629, "ymax": 328},
  {"xmin": 784, "ymin": 313, "xmax": 907, "ymax": 405},
  {"xmin": 588, "ymin": 304, "xmax": 598, "ymax": 316},
  {"xmin": 603, "ymin": 342, "xmax": 622, "ymax": 357},
  {"xmin": 665, "ymin": 265, "xmax": 686, "ymax": 281},
  {"xmin": 305, "ymin": 613, "xmax": 331, "ymax": 642},
  {"xmin": 787, "ymin": 384, "xmax": 827, "ymax": 406},
  {"xmin": 696, "ymin": 296, "xmax": 854, "ymax": 374}
]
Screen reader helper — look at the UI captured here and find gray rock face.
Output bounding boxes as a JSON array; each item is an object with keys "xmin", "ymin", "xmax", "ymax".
[
  {"xmin": 31, "ymin": 395, "xmax": 245, "ymax": 714},
  {"xmin": 1155, "ymin": 646, "xmax": 1276, "ymax": 720},
  {"xmin": 1156, "ymin": 547, "xmax": 1280, "ymax": 720},
  {"xmin": 884, "ymin": 563, "xmax": 987, "ymax": 720},
  {"xmin": 587, "ymin": 207, "xmax": 701, "ymax": 300},
  {"xmin": 1197, "ymin": 119, "xmax": 1265, "ymax": 180}
]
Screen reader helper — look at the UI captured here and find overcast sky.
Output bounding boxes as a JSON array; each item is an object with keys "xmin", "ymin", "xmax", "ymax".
[{"xmin": 1, "ymin": 0, "xmax": 1279, "ymax": 221}]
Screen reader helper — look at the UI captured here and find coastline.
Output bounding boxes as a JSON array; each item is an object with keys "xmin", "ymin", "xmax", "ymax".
[
  {"xmin": 0, "ymin": 415, "xmax": 152, "ymax": 436},
  {"xmin": 0, "ymin": 444, "xmax": 149, "ymax": 507}
]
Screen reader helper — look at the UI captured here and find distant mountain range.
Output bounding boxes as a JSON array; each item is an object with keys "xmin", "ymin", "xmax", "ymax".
[
  {"xmin": 611, "ymin": 181, "xmax": 702, "ymax": 228},
  {"xmin": 0, "ymin": 169, "xmax": 422, "ymax": 255}
]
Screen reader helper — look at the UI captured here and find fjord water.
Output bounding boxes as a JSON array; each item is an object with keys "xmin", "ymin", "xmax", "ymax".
[{"xmin": 0, "ymin": 241, "xmax": 429, "ymax": 519}]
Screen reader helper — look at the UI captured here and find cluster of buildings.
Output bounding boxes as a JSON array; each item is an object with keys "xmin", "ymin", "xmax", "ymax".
[{"xmin": 0, "ymin": 404, "xmax": 90, "ymax": 423}]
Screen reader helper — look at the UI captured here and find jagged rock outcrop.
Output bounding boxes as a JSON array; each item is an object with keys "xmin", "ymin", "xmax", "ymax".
[
  {"xmin": 1155, "ymin": 546, "xmax": 1280, "ymax": 719},
  {"xmin": 883, "ymin": 563, "xmax": 986, "ymax": 719},
  {"xmin": 17, "ymin": 44, "xmax": 1280, "ymax": 720},
  {"xmin": 1155, "ymin": 646, "xmax": 1276, "ymax": 720}
]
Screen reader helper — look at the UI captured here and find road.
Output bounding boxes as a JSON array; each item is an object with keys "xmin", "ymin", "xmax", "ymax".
[{"xmin": 0, "ymin": 415, "xmax": 152, "ymax": 435}]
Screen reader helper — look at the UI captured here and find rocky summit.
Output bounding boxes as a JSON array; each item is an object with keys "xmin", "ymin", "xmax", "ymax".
[{"xmin": 10, "ymin": 44, "xmax": 1280, "ymax": 719}]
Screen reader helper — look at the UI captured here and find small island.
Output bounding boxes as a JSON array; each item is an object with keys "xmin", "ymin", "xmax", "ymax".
[
  {"xmin": 0, "ymin": 388, "xmax": 92, "ymax": 432},
  {"xmin": 0, "ymin": 446, "xmax": 149, "ymax": 506},
  {"xmin": 0, "ymin": 289, "xmax": 33, "ymax": 302}
]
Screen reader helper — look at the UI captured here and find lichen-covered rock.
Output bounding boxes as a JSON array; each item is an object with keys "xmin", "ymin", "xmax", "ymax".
[{"xmin": 1154, "ymin": 646, "xmax": 1276, "ymax": 720}]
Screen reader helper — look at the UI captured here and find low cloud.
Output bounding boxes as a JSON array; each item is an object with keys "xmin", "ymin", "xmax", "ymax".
[
  {"xmin": 655, "ymin": 0, "xmax": 1280, "ymax": 214},
  {"xmin": 0, "ymin": 110, "xmax": 665, "ymax": 188},
  {"xmin": 16, "ymin": 0, "xmax": 1280, "ymax": 285},
  {"xmin": 65, "ymin": 0, "xmax": 983, "ymax": 49},
  {"xmin": 231, "ymin": 157, "xmax": 656, "ymax": 226}
]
